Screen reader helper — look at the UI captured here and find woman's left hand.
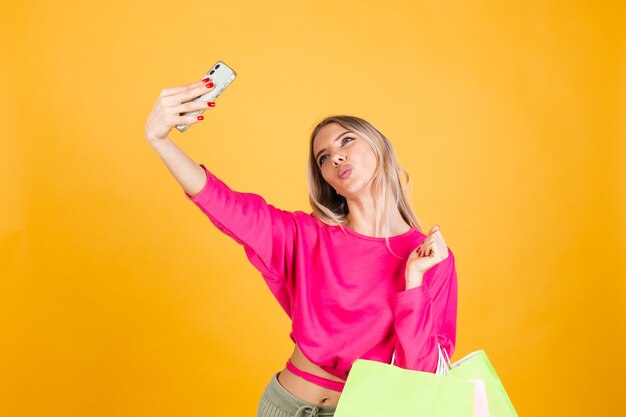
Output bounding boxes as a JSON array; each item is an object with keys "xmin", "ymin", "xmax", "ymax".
[{"xmin": 405, "ymin": 225, "xmax": 450, "ymax": 287}]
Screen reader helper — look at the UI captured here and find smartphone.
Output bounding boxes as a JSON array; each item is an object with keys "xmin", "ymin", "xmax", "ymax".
[{"xmin": 175, "ymin": 61, "xmax": 237, "ymax": 133}]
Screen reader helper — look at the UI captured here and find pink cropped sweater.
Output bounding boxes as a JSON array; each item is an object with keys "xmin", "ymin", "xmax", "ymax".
[{"xmin": 185, "ymin": 164, "xmax": 458, "ymax": 380}]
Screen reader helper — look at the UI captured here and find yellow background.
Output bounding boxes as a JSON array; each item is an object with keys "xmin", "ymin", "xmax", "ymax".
[{"xmin": 1, "ymin": 1, "xmax": 625, "ymax": 415}]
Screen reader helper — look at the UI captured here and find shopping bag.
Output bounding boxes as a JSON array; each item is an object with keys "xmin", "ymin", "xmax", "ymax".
[
  {"xmin": 334, "ymin": 345, "xmax": 475, "ymax": 417},
  {"xmin": 440, "ymin": 347, "xmax": 518, "ymax": 417},
  {"xmin": 335, "ymin": 344, "xmax": 518, "ymax": 417}
]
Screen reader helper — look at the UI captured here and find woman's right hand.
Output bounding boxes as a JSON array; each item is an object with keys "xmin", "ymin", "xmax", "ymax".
[{"xmin": 145, "ymin": 78, "xmax": 216, "ymax": 144}]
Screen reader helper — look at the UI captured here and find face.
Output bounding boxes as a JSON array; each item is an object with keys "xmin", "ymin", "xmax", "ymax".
[{"xmin": 312, "ymin": 122, "xmax": 378, "ymax": 199}]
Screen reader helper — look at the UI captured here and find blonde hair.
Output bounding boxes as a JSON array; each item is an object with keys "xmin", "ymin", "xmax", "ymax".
[{"xmin": 307, "ymin": 115, "xmax": 423, "ymax": 255}]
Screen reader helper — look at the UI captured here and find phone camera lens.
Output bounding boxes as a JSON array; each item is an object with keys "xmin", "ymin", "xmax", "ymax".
[
  {"xmin": 215, "ymin": 64, "xmax": 221, "ymax": 69},
  {"xmin": 209, "ymin": 70, "xmax": 215, "ymax": 75}
]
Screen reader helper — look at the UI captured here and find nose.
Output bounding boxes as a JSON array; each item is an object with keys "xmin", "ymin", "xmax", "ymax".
[{"xmin": 331, "ymin": 153, "xmax": 345, "ymax": 166}]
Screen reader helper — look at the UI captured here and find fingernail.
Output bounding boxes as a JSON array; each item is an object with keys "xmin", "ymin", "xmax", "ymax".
[
  {"xmin": 206, "ymin": 82, "xmax": 214, "ymax": 88},
  {"xmin": 197, "ymin": 116, "xmax": 204, "ymax": 120},
  {"xmin": 202, "ymin": 77, "xmax": 211, "ymax": 83},
  {"xmin": 208, "ymin": 102, "xmax": 215, "ymax": 107}
]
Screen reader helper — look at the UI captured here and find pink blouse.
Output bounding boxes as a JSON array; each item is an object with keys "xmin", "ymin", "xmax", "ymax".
[{"xmin": 184, "ymin": 164, "xmax": 458, "ymax": 380}]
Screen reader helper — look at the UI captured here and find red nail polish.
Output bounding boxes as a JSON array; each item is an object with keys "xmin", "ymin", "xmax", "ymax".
[
  {"xmin": 202, "ymin": 77, "xmax": 211, "ymax": 83},
  {"xmin": 206, "ymin": 82, "xmax": 214, "ymax": 88},
  {"xmin": 208, "ymin": 102, "xmax": 215, "ymax": 107},
  {"xmin": 197, "ymin": 115, "xmax": 204, "ymax": 120}
]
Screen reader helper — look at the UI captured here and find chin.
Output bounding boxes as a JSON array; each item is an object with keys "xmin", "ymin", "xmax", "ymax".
[
  {"xmin": 330, "ymin": 175, "xmax": 371, "ymax": 199},
  {"xmin": 337, "ymin": 185, "xmax": 365, "ymax": 199}
]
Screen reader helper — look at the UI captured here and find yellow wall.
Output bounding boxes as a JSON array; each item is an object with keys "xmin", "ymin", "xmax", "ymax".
[{"xmin": 1, "ymin": 1, "xmax": 624, "ymax": 415}]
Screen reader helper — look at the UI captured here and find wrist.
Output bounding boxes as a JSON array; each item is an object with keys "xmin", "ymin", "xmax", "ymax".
[
  {"xmin": 147, "ymin": 136, "xmax": 171, "ymax": 147},
  {"xmin": 405, "ymin": 270, "xmax": 424, "ymax": 289}
]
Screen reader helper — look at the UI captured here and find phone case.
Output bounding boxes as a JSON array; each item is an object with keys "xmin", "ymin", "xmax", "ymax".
[{"xmin": 175, "ymin": 61, "xmax": 237, "ymax": 133}]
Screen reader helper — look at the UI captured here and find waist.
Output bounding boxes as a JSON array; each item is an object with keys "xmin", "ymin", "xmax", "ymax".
[
  {"xmin": 285, "ymin": 359, "xmax": 346, "ymax": 392},
  {"xmin": 278, "ymin": 360, "xmax": 344, "ymax": 407}
]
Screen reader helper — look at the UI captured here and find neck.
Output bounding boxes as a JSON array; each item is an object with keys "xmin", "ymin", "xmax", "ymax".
[{"xmin": 345, "ymin": 198, "xmax": 410, "ymax": 238}]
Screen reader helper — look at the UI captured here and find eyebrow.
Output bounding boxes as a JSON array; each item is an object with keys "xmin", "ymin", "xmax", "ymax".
[{"xmin": 314, "ymin": 130, "xmax": 352, "ymax": 162}]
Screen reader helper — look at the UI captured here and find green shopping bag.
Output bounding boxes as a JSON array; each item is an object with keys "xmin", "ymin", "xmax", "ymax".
[
  {"xmin": 444, "ymin": 349, "xmax": 518, "ymax": 417},
  {"xmin": 334, "ymin": 354, "xmax": 475, "ymax": 417},
  {"xmin": 334, "ymin": 344, "xmax": 519, "ymax": 417}
]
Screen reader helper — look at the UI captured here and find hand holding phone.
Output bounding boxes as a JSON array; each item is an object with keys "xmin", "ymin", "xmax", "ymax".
[
  {"xmin": 144, "ymin": 60, "xmax": 237, "ymax": 143},
  {"xmin": 175, "ymin": 61, "xmax": 237, "ymax": 133}
]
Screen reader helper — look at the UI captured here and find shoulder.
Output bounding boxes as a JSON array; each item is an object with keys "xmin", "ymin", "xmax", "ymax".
[
  {"xmin": 290, "ymin": 211, "xmax": 349, "ymax": 239},
  {"xmin": 275, "ymin": 209, "xmax": 325, "ymax": 231}
]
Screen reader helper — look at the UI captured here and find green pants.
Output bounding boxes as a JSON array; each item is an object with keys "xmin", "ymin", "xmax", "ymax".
[{"xmin": 257, "ymin": 372, "xmax": 338, "ymax": 417}]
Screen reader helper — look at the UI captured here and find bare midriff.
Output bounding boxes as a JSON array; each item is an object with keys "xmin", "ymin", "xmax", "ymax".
[{"xmin": 276, "ymin": 344, "xmax": 344, "ymax": 407}]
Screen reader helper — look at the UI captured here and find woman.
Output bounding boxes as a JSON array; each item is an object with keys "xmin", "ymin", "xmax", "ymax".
[{"xmin": 145, "ymin": 78, "xmax": 458, "ymax": 417}]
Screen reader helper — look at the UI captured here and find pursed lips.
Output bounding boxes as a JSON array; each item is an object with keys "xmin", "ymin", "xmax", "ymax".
[{"xmin": 337, "ymin": 165, "xmax": 353, "ymax": 179}]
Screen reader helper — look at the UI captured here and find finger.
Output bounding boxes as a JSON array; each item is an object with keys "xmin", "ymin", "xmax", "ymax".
[
  {"xmin": 437, "ymin": 240, "xmax": 447, "ymax": 258},
  {"xmin": 424, "ymin": 237, "xmax": 436, "ymax": 248},
  {"xmin": 434, "ymin": 240, "xmax": 446, "ymax": 260},
  {"xmin": 165, "ymin": 111, "xmax": 207, "ymax": 127},
  {"xmin": 431, "ymin": 233, "xmax": 448, "ymax": 259},
  {"xmin": 160, "ymin": 81, "xmax": 204, "ymax": 97},
  {"xmin": 425, "ymin": 228, "xmax": 445, "ymax": 254},
  {"xmin": 430, "ymin": 234, "xmax": 444, "ymax": 253},
  {"xmin": 162, "ymin": 81, "xmax": 215, "ymax": 109},
  {"xmin": 171, "ymin": 99, "xmax": 216, "ymax": 115},
  {"xmin": 433, "ymin": 230, "xmax": 447, "ymax": 246},
  {"xmin": 422, "ymin": 224, "xmax": 440, "ymax": 246},
  {"xmin": 423, "ymin": 243, "xmax": 439, "ymax": 261},
  {"xmin": 416, "ymin": 241, "xmax": 426, "ymax": 257},
  {"xmin": 161, "ymin": 79, "xmax": 212, "ymax": 97},
  {"xmin": 175, "ymin": 82, "xmax": 216, "ymax": 105},
  {"xmin": 430, "ymin": 238, "xmax": 443, "ymax": 257},
  {"xmin": 418, "ymin": 242, "xmax": 434, "ymax": 257},
  {"xmin": 417, "ymin": 229, "xmax": 434, "ymax": 252},
  {"xmin": 419, "ymin": 241, "xmax": 434, "ymax": 258},
  {"xmin": 425, "ymin": 241, "xmax": 439, "ymax": 258},
  {"xmin": 417, "ymin": 236, "xmax": 434, "ymax": 255}
]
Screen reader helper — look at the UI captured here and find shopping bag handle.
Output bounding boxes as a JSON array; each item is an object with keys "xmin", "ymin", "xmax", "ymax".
[
  {"xmin": 390, "ymin": 343, "xmax": 452, "ymax": 375},
  {"xmin": 436, "ymin": 343, "xmax": 452, "ymax": 375}
]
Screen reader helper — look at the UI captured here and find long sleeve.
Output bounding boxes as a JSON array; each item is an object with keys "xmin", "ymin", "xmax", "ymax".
[
  {"xmin": 391, "ymin": 247, "xmax": 458, "ymax": 373},
  {"xmin": 184, "ymin": 164, "xmax": 298, "ymax": 315}
]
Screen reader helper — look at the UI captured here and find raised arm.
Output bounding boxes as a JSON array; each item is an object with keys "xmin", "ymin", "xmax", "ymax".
[
  {"xmin": 144, "ymin": 79, "xmax": 300, "ymax": 317},
  {"xmin": 145, "ymin": 79, "xmax": 217, "ymax": 196},
  {"xmin": 392, "ymin": 249, "xmax": 458, "ymax": 372},
  {"xmin": 392, "ymin": 226, "xmax": 458, "ymax": 372},
  {"xmin": 149, "ymin": 138, "xmax": 206, "ymax": 197}
]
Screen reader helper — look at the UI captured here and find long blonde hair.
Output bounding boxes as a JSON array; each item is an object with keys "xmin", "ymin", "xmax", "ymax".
[{"xmin": 307, "ymin": 115, "xmax": 423, "ymax": 254}]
